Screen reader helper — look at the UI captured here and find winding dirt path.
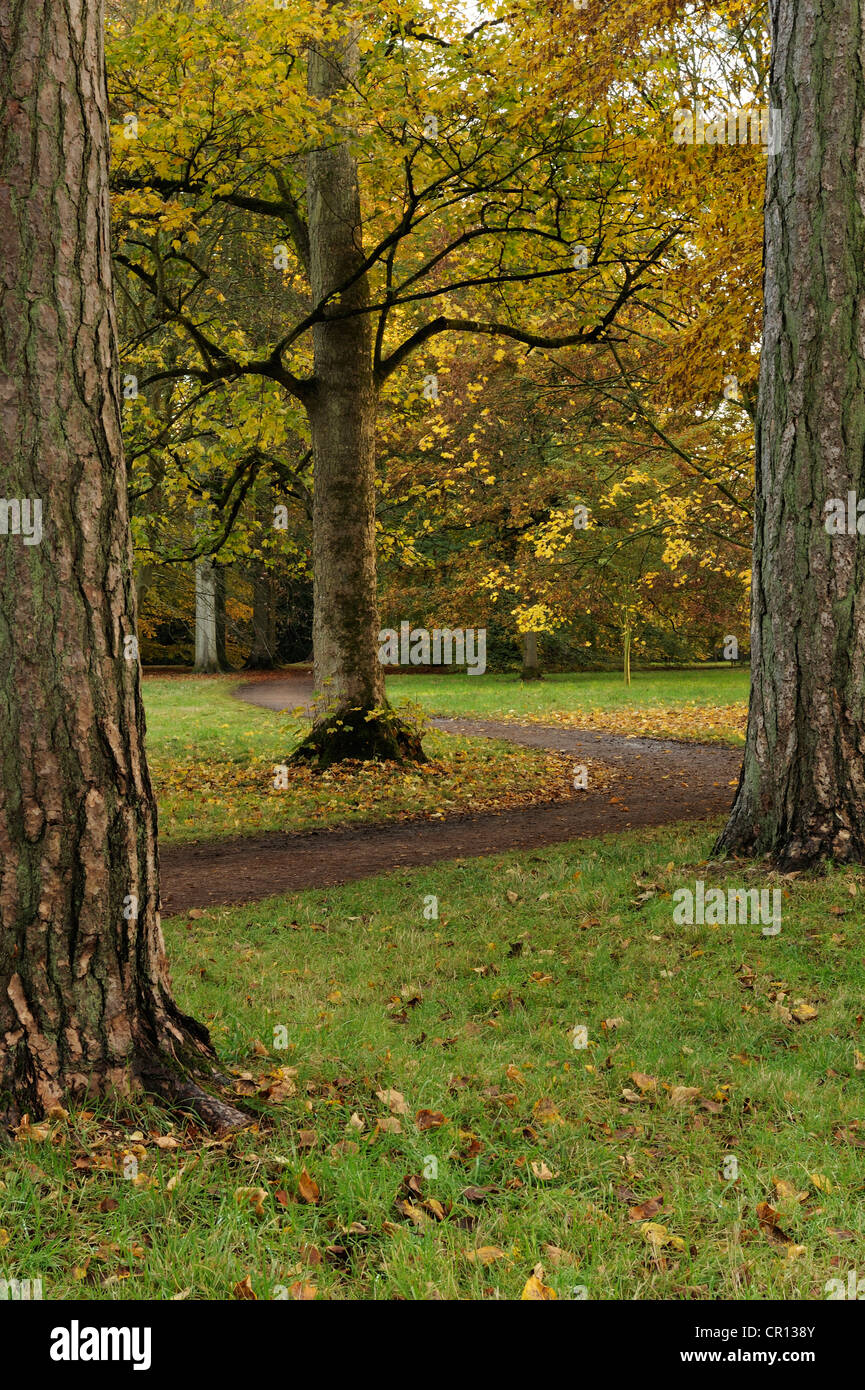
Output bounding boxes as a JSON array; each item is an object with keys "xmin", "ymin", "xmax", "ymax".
[{"xmin": 157, "ymin": 674, "xmax": 741, "ymax": 914}]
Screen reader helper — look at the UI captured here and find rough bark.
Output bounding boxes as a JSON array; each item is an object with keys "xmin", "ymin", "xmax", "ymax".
[
  {"xmin": 0, "ymin": 0, "xmax": 246, "ymax": 1129},
  {"xmin": 715, "ymin": 0, "xmax": 865, "ymax": 866},
  {"xmin": 521, "ymin": 632, "xmax": 542, "ymax": 681},
  {"xmin": 293, "ymin": 1, "xmax": 423, "ymax": 767}
]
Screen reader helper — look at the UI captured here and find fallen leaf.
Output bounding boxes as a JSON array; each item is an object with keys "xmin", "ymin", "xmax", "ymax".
[
  {"xmin": 374, "ymin": 1117, "xmax": 402, "ymax": 1135},
  {"xmin": 234, "ymin": 1186, "xmax": 268, "ymax": 1217},
  {"xmin": 530, "ymin": 1160, "xmax": 557, "ymax": 1181},
  {"xmin": 669, "ymin": 1086, "xmax": 701, "ymax": 1108},
  {"xmin": 297, "ymin": 1168, "xmax": 320, "ymax": 1204},
  {"xmin": 415, "ymin": 1109, "xmax": 446, "ymax": 1131},
  {"xmin": 464, "ymin": 1246, "xmax": 507, "ymax": 1265},
  {"xmin": 628, "ymin": 1195, "xmax": 665, "ymax": 1221},
  {"xmin": 521, "ymin": 1272, "xmax": 557, "ymax": 1299},
  {"xmin": 375, "ymin": 1088, "xmax": 410, "ymax": 1115}
]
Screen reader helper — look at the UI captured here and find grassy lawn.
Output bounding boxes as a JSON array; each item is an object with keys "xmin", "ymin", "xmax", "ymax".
[
  {"xmin": 4, "ymin": 820, "xmax": 863, "ymax": 1301},
  {"xmin": 388, "ymin": 667, "xmax": 750, "ymax": 744},
  {"xmin": 144, "ymin": 677, "xmax": 602, "ymax": 846},
  {"xmin": 143, "ymin": 667, "xmax": 747, "ymax": 846}
]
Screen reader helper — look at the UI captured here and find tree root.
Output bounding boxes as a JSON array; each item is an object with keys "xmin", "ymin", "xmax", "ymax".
[{"xmin": 291, "ymin": 703, "xmax": 426, "ymax": 769}]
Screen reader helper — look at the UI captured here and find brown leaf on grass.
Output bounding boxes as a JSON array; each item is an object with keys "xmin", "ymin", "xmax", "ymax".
[
  {"xmin": 544, "ymin": 1244, "xmax": 579, "ymax": 1267},
  {"xmin": 260, "ymin": 1078, "xmax": 296, "ymax": 1103},
  {"xmin": 461, "ymin": 1186, "xmax": 494, "ymax": 1203},
  {"xmin": 289, "ymin": 1281, "xmax": 317, "ymax": 1300},
  {"xmin": 297, "ymin": 1168, "xmax": 320, "ymax": 1205},
  {"xmin": 234, "ymin": 1187, "xmax": 268, "ymax": 1217},
  {"xmin": 297, "ymin": 1129, "xmax": 317, "ymax": 1150},
  {"xmin": 756, "ymin": 1201, "xmax": 794, "ymax": 1246},
  {"xmin": 530, "ymin": 1160, "xmax": 557, "ymax": 1181},
  {"xmin": 376, "ymin": 1087, "xmax": 410, "ymax": 1115},
  {"xmin": 98, "ymin": 1198, "xmax": 119, "ymax": 1214},
  {"xmin": 630, "ymin": 1071, "xmax": 657, "ymax": 1093},
  {"xmin": 233, "ymin": 1274, "xmax": 257, "ymax": 1300},
  {"xmin": 415, "ymin": 1109, "xmax": 446, "ymax": 1131},
  {"xmin": 374, "ymin": 1117, "xmax": 402, "ymax": 1136},
  {"xmin": 397, "ymin": 1201, "xmax": 432, "ymax": 1228},
  {"xmin": 669, "ymin": 1086, "xmax": 701, "ymax": 1108},
  {"xmin": 464, "ymin": 1246, "xmax": 507, "ymax": 1265},
  {"xmin": 533, "ymin": 1097, "xmax": 563, "ymax": 1125},
  {"xmin": 791, "ymin": 1002, "xmax": 818, "ymax": 1023},
  {"xmin": 628, "ymin": 1195, "xmax": 665, "ymax": 1221},
  {"xmin": 772, "ymin": 1177, "xmax": 808, "ymax": 1203}
]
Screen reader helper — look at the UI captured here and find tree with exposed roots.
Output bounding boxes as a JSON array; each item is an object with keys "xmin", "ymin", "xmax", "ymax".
[{"xmin": 0, "ymin": 0, "xmax": 248, "ymax": 1132}]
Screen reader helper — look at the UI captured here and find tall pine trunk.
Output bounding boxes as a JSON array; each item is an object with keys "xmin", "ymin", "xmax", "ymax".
[
  {"xmin": 0, "ymin": 0, "xmax": 245, "ymax": 1129},
  {"xmin": 296, "ymin": 1, "xmax": 423, "ymax": 766},
  {"xmin": 716, "ymin": 0, "xmax": 865, "ymax": 866}
]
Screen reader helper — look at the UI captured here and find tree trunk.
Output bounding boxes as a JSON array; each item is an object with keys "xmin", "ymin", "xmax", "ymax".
[
  {"xmin": 246, "ymin": 564, "xmax": 276, "ymax": 669},
  {"xmin": 215, "ymin": 563, "xmax": 228, "ymax": 669},
  {"xmin": 295, "ymin": 0, "xmax": 423, "ymax": 766},
  {"xmin": 623, "ymin": 625, "xmax": 632, "ymax": 687},
  {"xmin": 716, "ymin": 0, "xmax": 865, "ymax": 866},
  {"xmin": 521, "ymin": 631, "xmax": 542, "ymax": 681},
  {"xmin": 0, "ymin": 0, "xmax": 246, "ymax": 1130},
  {"xmin": 194, "ymin": 555, "xmax": 223, "ymax": 672}
]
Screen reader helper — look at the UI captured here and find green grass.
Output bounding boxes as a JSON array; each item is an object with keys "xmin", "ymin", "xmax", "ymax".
[
  {"xmin": 142, "ymin": 667, "xmax": 748, "ymax": 847},
  {"xmin": 387, "ymin": 666, "xmax": 750, "ymax": 720},
  {"xmin": 4, "ymin": 820, "xmax": 863, "ymax": 1301},
  {"xmin": 143, "ymin": 677, "xmax": 584, "ymax": 846}
]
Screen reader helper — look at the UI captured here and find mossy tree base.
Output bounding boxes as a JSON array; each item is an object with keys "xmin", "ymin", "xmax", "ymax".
[
  {"xmin": 713, "ymin": 802, "xmax": 865, "ymax": 872},
  {"xmin": 291, "ymin": 705, "xmax": 427, "ymax": 769}
]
